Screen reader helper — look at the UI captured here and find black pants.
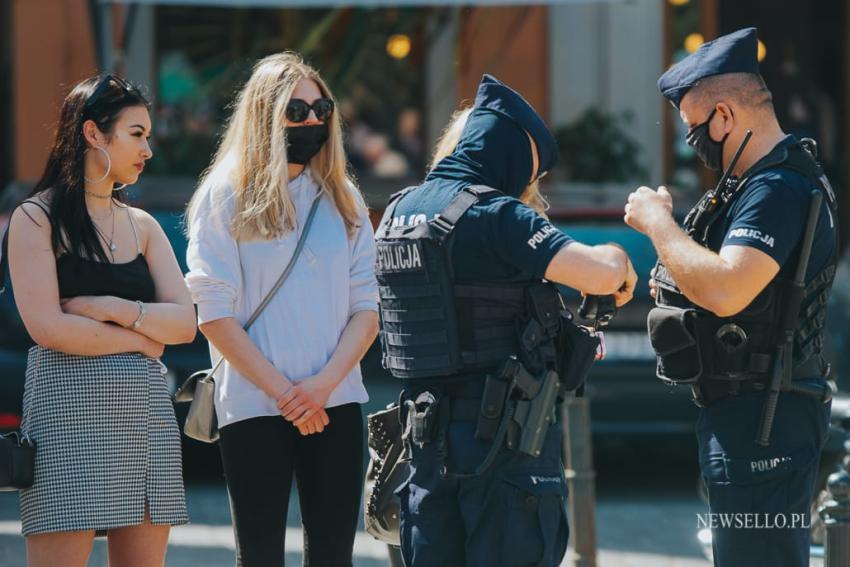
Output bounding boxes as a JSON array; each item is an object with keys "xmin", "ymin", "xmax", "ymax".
[{"xmin": 218, "ymin": 403, "xmax": 365, "ymax": 567}]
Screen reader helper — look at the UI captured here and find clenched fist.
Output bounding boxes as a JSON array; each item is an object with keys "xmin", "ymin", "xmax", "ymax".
[{"xmin": 624, "ymin": 186, "xmax": 674, "ymax": 235}]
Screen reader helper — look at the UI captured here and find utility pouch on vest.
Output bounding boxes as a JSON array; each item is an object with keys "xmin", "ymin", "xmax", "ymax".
[
  {"xmin": 556, "ymin": 313, "xmax": 601, "ymax": 391},
  {"xmin": 526, "ymin": 285, "xmax": 561, "ymax": 338},
  {"xmin": 519, "ymin": 284, "xmax": 565, "ymax": 373},
  {"xmin": 647, "ymin": 306, "xmax": 704, "ymax": 384}
]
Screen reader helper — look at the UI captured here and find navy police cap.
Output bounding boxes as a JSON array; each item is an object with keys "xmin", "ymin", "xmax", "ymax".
[
  {"xmin": 658, "ymin": 27, "xmax": 760, "ymax": 108},
  {"xmin": 473, "ymin": 74, "xmax": 559, "ymax": 176}
]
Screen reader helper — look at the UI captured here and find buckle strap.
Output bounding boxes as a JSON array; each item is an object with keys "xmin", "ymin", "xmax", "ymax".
[
  {"xmin": 431, "ymin": 185, "xmax": 500, "ymax": 243},
  {"xmin": 377, "ymin": 185, "xmax": 417, "ymax": 236}
]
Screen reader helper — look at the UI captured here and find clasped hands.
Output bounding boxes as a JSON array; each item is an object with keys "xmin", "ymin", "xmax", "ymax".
[{"xmin": 275, "ymin": 375, "xmax": 335, "ymax": 436}]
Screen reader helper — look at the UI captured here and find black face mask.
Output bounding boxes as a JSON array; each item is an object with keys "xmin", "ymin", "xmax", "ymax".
[
  {"xmin": 287, "ymin": 124, "xmax": 329, "ymax": 165},
  {"xmin": 686, "ymin": 108, "xmax": 729, "ymax": 171}
]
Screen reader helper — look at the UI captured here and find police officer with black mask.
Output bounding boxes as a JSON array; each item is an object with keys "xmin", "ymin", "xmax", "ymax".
[
  {"xmin": 626, "ymin": 28, "xmax": 838, "ymax": 567},
  {"xmin": 375, "ymin": 75, "xmax": 637, "ymax": 566}
]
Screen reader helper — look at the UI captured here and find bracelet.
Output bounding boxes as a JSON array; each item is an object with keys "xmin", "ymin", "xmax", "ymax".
[{"xmin": 129, "ymin": 300, "xmax": 147, "ymax": 329}]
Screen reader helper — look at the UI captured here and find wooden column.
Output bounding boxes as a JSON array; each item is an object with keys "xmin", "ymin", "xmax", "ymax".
[
  {"xmin": 456, "ymin": 6, "xmax": 549, "ymax": 119},
  {"xmin": 12, "ymin": 0, "xmax": 97, "ymax": 182}
]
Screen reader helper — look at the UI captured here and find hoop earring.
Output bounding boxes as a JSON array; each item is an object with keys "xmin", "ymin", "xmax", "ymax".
[{"xmin": 84, "ymin": 146, "xmax": 112, "ymax": 184}]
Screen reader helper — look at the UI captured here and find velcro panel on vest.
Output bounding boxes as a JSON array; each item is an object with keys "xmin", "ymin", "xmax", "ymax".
[
  {"xmin": 453, "ymin": 283, "xmax": 526, "ymax": 370},
  {"xmin": 794, "ymin": 264, "xmax": 835, "ymax": 363},
  {"xmin": 376, "ymin": 219, "xmax": 464, "ymax": 378}
]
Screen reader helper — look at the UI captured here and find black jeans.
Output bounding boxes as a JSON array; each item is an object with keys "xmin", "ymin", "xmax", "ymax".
[{"xmin": 218, "ymin": 403, "xmax": 364, "ymax": 567}]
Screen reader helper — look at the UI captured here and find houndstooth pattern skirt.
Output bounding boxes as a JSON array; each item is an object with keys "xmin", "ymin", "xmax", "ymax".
[{"xmin": 19, "ymin": 346, "xmax": 189, "ymax": 535}]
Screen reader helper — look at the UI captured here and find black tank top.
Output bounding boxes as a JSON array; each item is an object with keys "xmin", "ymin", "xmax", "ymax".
[{"xmin": 19, "ymin": 199, "xmax": 156, "ymax": 302}]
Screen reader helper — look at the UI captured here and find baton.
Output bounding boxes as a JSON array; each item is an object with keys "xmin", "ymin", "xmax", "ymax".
[{"xmin": 756, "ymin": 189, "xmax": 822, "ymax": 446}]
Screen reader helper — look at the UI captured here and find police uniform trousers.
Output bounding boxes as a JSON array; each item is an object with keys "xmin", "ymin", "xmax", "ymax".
[
  {"xmin": 397, "ymin": 391, "xmax": 569, "ymax": 567},
  {"xmin": 697, "ymin": 379, "xmax": 830, "ymax": 567},
  {"xmin": 19, "ymin": 346, "xmax": 189, "ymax": 535}
]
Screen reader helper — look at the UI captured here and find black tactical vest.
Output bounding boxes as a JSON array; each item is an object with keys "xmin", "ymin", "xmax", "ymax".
[
  {"xmin": 648, "ymin": 139, "xmax": 838, "ymax": 386},
  {"xmin": 375, "ymin": 185, "xmax": 565, "ymax": 380}
]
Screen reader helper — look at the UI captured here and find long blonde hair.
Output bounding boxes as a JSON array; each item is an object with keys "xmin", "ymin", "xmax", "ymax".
[
  {"xmin": 186, "ymin": 52, "xmax": 363, "ymax": 240},
  {"xmin": 429, "ymin": 107, "xmax": 550, "ymax": 217}
]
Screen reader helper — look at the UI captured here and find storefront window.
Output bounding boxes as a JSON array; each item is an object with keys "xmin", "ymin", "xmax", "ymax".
[{"xmin": 149, "ymin": 6, "xmax": 428, "ymax": 190}]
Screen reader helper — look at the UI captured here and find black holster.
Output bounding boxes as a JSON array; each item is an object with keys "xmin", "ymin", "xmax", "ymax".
[{"xmin": 404, "ymin": 391, "xmax": 441, "ymax": 447}]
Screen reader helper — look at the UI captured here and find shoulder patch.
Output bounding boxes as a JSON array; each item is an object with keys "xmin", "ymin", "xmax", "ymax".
[
  {"xmin": 726, "ymin": 228, "xmax": 775, "ymax": 248},
  {"xmin": 527, "ymin": 223, "xmax": 558, "ymax": 250}
]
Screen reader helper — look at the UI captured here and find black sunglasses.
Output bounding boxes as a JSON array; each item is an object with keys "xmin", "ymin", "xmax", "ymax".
[
  {"xmin": 84, "ymin": 74, "xmax": 134, "ymax": 109},
  {"xmin": 286, "ymin": 98, "xmax": 334, "ymax": 123}
]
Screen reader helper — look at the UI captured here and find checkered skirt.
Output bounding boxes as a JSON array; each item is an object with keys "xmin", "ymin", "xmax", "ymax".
[{"xmin": 19, "ymin": 346, "xmax": 189, "ymax": 535}]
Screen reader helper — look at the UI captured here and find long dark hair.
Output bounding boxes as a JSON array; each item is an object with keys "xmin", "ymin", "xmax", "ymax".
[{"xmin": 28, "ymin": 76, "xmax": 150, "ymax": 263}]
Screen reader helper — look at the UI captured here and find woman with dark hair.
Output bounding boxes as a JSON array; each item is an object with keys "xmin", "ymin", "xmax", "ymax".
[{"xmin": 4, "ymin": 75, "xmax": 196, "ymax": 566}]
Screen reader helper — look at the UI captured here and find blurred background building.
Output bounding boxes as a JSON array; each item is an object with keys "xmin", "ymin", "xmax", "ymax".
[{"xmin": 2, "ymin": 0, "xmax": 848, "ymax": 236}]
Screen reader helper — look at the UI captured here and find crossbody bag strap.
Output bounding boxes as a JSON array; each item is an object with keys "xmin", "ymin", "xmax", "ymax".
[{"xmin": 208, "ymin": 189, "xmax": 323, "ymax": 377}]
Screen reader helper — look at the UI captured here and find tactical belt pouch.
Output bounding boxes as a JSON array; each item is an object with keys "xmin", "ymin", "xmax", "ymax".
[
  {"xmin": 556, "ymin": 314, "xmax": 600, "ymax": 391},
  {"xmin": 647, "ymin": 306, "xmax": 704, "ymax": 384},
  {"xmin": 408, "ymin": 391, "xmax": 440, "ymax": 446},
  {"xmin": 475, "ymin": 371, "xmax": 511, "ymax": 441}
]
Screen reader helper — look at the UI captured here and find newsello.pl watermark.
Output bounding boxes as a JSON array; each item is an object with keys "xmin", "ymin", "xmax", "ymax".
[{"xmin": 697, "ymin": 513, "xmax": 811, "ymax": 530}]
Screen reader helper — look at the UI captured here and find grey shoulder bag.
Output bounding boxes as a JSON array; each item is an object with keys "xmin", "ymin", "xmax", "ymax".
[{"xmin": 174, "ymin": 191, "xmax": 323, "ymax": 443}]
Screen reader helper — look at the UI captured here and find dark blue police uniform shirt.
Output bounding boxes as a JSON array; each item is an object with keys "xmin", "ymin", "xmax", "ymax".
[
  {"xmin": 389, "ymin": 108, "xmax": 573, "ymax": 284},
  {"xmin": 390, "ymin": 184, "xmax": 573, "ymax": 284},
  {"xmin": 706, "ymin": 135, "xmax": 836, "ymax": 283}
]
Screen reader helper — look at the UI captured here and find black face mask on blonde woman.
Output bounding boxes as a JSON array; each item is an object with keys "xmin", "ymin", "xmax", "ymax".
[{"xmin": 287, "ymin": 124, "xmax": 329, "ymax": 165}]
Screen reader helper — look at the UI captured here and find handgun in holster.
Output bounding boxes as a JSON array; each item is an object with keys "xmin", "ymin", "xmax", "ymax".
[{"xmin": 485, "ymin": 359, "xmax": 560, "ymax": 458}]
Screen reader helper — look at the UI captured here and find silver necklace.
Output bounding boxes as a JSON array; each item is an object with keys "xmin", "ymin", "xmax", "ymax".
[
  {"xmin": 85, "ymin": 190, "xmax": 112, "ymax": 200},
  {"xmin": 91, "ymin": 206, "xmax": 117, "ymax": 259}
]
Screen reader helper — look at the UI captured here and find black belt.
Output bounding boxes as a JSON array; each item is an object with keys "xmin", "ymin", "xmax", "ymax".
[
  {"xmin": 695, "ymin": 356, "xmax": 830, "ymax": 406},
  {"xmin": 450, "ymin": 398, "xmax": 483, "ymax": 421},
  {"xmin": 449, "ymin": 397, "xmax": 563, "ymax": 423},
  {"xmin": 440, "ymin": 379, "xmax": 488, "ymax": 399}
]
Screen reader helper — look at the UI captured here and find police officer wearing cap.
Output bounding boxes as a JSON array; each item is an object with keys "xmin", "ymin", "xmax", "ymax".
[
  {"xmin": 625, "ymin": 28, "xmax": 838, "ymax": 567},
  {"xmin": 374, "ymin": 75, "xmax": 637, "ymax": 566}
]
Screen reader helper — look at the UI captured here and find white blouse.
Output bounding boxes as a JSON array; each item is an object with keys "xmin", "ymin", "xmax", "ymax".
[{"xmin": 185, "ymin": 167, "xmax": 378, "ymax": 428}]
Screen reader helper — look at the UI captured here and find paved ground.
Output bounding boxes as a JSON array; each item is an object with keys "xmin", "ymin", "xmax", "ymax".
[{"xmin": 0, "ymin": 472, "xmax": 714, "ymax": 567}]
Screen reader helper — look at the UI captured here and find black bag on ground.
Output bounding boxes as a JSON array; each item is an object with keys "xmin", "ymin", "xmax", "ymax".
[{"xmin": 364, "ymin": 402, "xmax": 409, "ymax": 546}]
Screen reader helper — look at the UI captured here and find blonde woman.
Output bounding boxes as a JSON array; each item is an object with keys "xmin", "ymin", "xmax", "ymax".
[
  {"xmin": 184, "ymin": 53, "xmax": 379, "ymax": 566},
  {"xmin": 430, "ymin": 107, "xmax": 550, "ymax": 217}
]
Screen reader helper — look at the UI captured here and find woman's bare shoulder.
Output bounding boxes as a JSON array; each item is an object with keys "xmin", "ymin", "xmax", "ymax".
[{"xmin": 12, "ymin": 190, "xmax": 55, "ymax": 229}]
